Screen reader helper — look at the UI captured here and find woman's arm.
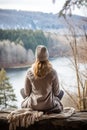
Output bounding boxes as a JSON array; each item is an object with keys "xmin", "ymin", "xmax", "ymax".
[
  {"xmin": 52, "ymin": 70, "xmax": 60, "ymax": 96},
  {"xmin": 24, "ymin": 75, "xmax": 32, "ymax": 96}
]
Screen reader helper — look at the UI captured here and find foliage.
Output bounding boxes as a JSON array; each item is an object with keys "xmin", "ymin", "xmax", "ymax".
[
  {"xmin": 0, "ymin": 68, "xmax": 17, "ymax": 109},
  {"xmin": 64, "ymin": 24, "xmax": 87, "ymax": 111},
  {"xmin": 53, "ymin": 0, "xmax": 87, "ymax": 17},
  {"xmin": 0, "ymin": 29, "xmax": 48, "ymax": 52},
  {"xmin": 0, "ymin": 40, "xmax": 28, "ymax": 68},
  {"xmin": 0, "ymin": 29, "xmax": 49, "ymax": 68},
  {"xmin": 55, "ymin": 0, "xmax": 87, "ymax": 110}
]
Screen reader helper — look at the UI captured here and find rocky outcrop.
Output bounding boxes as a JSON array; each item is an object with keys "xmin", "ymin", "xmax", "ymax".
[{"xmin": 0, "ymin": 111, "xmax": 87, "ymax": 130}]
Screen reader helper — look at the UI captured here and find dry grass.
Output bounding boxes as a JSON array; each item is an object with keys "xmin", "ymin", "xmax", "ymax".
[{"xmin": 61, "ymin": 93, "xmax": 79, "ymax": 111}]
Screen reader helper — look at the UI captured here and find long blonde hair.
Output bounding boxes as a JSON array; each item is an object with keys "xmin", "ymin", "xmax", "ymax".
[{"xmin": 33, "ymin": 60, "xmax": 52, "ymax": 78}]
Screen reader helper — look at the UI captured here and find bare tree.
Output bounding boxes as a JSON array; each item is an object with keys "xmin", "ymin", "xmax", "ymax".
[
  {"xmin": 64, "ymin": 23, "xmax": 87, "ymax": 110},
  {"xmin": 53, "ymin": 0, "xmax": 87, "ymax": 16}
]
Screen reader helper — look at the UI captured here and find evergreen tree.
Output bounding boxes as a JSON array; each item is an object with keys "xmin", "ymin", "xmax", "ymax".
[{"xmin": 0, "ymin": 68, "xmax": 17, "ymax": 109}]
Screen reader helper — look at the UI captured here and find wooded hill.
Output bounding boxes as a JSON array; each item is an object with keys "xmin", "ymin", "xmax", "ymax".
[{"xmin": 0, "ymin": 9, "xmax": 86, "ymax": 35}]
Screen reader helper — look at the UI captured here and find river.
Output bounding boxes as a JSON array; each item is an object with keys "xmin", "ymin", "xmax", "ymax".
[{"xmin": 7, "ymin": 57, "xmax": 85, "ymax": 108}]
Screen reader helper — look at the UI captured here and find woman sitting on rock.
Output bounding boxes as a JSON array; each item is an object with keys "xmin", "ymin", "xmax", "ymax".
[{"xmin": 20, "ymin": 45, "xmax": 64, "ymax": 114}]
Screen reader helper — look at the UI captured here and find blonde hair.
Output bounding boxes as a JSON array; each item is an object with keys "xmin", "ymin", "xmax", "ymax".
[{"xmin": 33, "ymin": 60, "xmax": 52, "ymax": 78}]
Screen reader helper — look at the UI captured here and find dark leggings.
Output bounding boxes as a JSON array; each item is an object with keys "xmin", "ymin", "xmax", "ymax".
[{"xmin": 57, "ymin": 90, "xmax": 64, "ymax": 100}]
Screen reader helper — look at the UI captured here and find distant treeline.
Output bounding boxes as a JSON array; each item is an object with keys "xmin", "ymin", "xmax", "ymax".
[
  {"xmin": 0, "ymin": 29, "xmax": 49, "ymax": 68},
  {"xmin": 0, "ymin": 29, "xmax": 48, "ymax": 52},
  {"xmin": 0, "ymin": 29, "xmax": 70, "ymax": 68}
]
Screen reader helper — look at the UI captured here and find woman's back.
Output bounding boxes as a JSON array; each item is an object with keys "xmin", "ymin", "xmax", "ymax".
[
  {"xmin": 21, "ymin": 45, "xmax": 63, "ymax": 113},
  {"xmin": 25, "ymin": 67, "xmax": 59, "ymax": 110}
]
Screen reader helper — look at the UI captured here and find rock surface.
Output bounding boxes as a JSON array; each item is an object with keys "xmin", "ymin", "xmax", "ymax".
[{"xmin": 0, "ymin": 111, "xmax": 87, "ymax": 130}]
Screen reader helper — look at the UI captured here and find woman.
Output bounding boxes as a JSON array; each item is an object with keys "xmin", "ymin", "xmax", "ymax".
[{"xmin": 20, "ymin": 45, "xmax": 64, "ymax": 113}]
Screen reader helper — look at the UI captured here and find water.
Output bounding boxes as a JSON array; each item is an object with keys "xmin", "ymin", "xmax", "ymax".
[
  {"xmin": 7, "ymin": 69, "xmax": 27, "ymax": 108},
  {"xmin": 7, "ymin": 57, "xmax": 85, "ymax": 108}
]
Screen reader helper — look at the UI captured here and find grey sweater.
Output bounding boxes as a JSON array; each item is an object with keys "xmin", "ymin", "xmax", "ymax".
[{"xmin": 21, "ymin": 67, "xmax": 63, "ymax": 112}]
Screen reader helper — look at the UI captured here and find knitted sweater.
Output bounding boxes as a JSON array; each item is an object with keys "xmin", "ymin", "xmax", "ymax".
[{"xmin": 21, "ymin": 67, "xmax": 63, "ymax": 113}]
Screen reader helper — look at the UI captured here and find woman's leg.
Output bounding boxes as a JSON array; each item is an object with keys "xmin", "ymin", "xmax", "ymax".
[
  {"xmin": 20, "ymin": 88, "xmax": 27, "ymax": 99},
  {"xmin": 57, "ymin": 90, "xmax": 64, "ymax": 100}
]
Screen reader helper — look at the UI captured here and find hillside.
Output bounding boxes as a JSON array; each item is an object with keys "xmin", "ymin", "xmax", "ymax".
[{"xmin": 0, "ymin": 9, "xmax": 87, "ymax": 35}]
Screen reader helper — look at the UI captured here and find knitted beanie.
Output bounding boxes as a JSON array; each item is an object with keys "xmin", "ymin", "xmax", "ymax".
[{"xmin": 35, "ymin": 45, "xmax": 49, "ymax": 61}]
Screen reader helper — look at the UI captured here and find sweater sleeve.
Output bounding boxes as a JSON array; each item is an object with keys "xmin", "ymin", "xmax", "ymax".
[
  {"xmin": 24, "ymin": 75, "xmax": 32, "ymax": 96},
  {"xmin": 52, "ymin": 70, "xmax": 60, "ymax": 96}
]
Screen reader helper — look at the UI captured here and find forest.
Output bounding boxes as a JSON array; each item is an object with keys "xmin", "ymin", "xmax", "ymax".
[
  {"xmin": 0, "ymin": 29, "xmax": 48, "ymax": 51},
  {"xmin": 0, "ymin": 29, "xmax": 49, "ymax": 68},
  {"xmin": 0, "ymin": 29, "xmax": 70, "ymax": 68}
]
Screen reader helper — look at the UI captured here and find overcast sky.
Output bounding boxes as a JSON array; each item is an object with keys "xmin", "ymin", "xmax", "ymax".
[{"xmin": 0, "ymin": 0, "xmax": 86, "ymax": 16}]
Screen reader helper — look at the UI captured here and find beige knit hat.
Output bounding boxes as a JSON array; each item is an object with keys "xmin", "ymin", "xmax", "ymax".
[{"xmin": 35, "ymin": 45, "xmax": 49, "ymax": 61}]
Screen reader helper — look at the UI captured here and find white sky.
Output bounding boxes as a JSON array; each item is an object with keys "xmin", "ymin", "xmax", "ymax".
[{"xmin": 0, "ymin": 0, "xmax": 86, "ymax": 16}]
